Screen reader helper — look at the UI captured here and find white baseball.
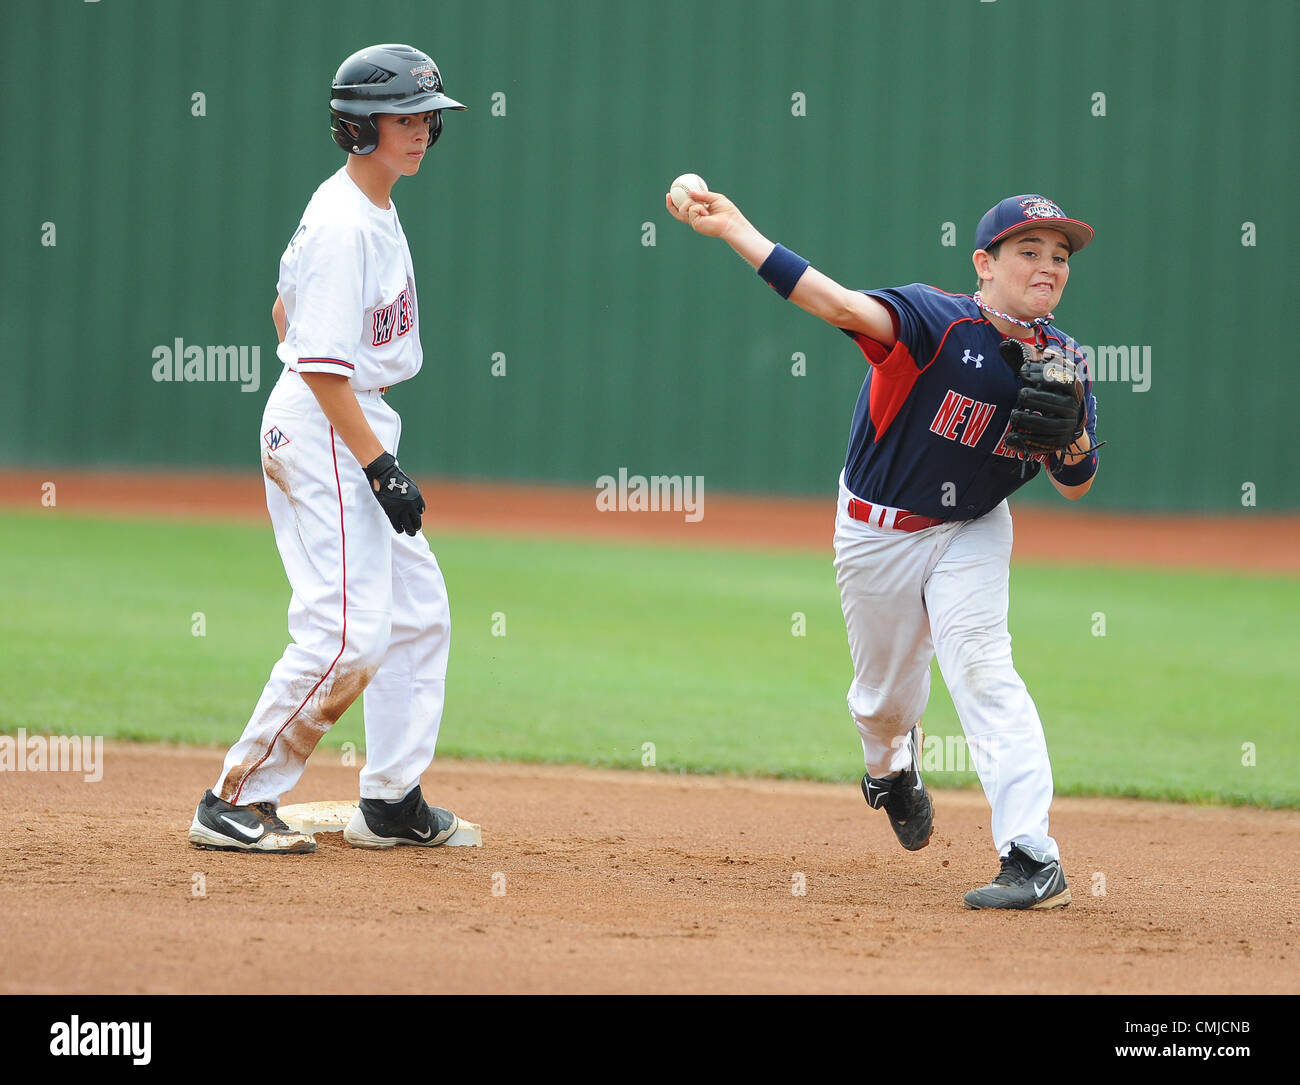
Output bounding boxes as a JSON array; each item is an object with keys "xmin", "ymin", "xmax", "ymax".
[{"xmin": 670, "ymin": 173, "xmax": 708, "ymax": 211}]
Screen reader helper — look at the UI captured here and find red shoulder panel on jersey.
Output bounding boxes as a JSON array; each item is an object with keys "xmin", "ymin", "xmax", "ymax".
[
  {"xmin": 862, "ymin": 338, "xmax": 923, "ymax": 439},
  {"xmin": 846, "ymin": 297, "xmax": 919, "ymax": 441}
]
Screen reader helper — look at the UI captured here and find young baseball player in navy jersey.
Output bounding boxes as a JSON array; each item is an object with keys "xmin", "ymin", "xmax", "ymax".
[
  {"xmin": 667, "ymin": 188, "xmax": 1099, "ymax": 908},
  {"xmin": 189, "ymin": 45, "xmax": 467, "ymax": 854}
]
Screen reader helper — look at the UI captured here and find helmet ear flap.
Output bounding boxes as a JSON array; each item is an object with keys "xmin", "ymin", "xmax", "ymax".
[
  {"xmin": 329, "ymin": 110, "xmax": 378, "ymax": 154},
  {"xmin": 427, "ymin": 111, "xmax": 444, "ymax": 147}
]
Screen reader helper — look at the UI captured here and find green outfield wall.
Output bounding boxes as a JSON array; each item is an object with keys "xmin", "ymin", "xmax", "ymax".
[{"xmin": 2, "ymin": 0, "xmax": 1294, "ymax": 511}]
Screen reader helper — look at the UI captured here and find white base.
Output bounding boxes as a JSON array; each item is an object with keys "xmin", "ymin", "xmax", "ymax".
[{"xmin": 279, "ymin": 800, "xmax": 482, "ymax": 846}]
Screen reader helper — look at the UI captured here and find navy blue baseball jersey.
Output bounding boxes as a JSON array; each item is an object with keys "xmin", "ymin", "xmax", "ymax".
[{"xmin": 840, "ymin": 283, "xmax": 1098, "ymax": 520}]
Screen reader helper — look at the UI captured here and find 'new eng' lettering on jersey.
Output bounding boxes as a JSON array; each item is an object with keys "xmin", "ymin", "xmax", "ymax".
[
  {"xmin": 840, "ymin": 284, "xmax": 1097, "ymax": 520},
  {"xmin": 276, "ymin": 167, "xmax": 422, "ymax": 391}
]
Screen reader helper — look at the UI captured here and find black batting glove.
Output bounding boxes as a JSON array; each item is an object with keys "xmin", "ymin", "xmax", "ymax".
[{"xmin": 363, "ymin": 452, "xmax": 425, "ymax": 536}]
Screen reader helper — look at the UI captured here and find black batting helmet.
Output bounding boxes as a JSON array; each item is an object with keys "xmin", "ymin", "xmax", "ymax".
[{"xmin": 329, "ymin": 43, "xmax": 467, "ymax": 155}]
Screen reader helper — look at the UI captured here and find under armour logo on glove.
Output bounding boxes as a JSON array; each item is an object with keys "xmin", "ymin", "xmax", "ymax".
[{"xmin": 364, "ymin": 452, "xmax": 425, "ymax": 536}]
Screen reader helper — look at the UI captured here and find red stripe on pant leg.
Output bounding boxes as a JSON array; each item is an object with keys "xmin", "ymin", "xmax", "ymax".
[{"xmin": 231, "ymin": 424, "xmax": 349, "ymax": 804}]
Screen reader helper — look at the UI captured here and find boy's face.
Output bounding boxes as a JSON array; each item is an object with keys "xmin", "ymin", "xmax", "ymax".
[
  {"xmin": 373, "ymin": 111, "xmax": 439, "ymax": 176},
  {"xmin": 978, "ymin": 227, "xmax": 1072, "ymax": 319}
]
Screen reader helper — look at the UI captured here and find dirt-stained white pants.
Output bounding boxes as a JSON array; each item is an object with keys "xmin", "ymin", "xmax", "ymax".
[
  {"xmin": 833, "ymin": 473, "xmax": 1058, "ymax": 860},
  {"xmin": 215, "ymin": 369, "xmax": 451, "ymax": 806}
]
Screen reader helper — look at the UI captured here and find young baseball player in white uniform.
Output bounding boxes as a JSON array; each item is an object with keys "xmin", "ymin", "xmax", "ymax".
[
  {"xmin": 667, "ymin": 186, "xmax": 1099, "ymax": 909},
  {"xmin": 189, "ymin": 44, "xmax": 468, "ymax": 854}
]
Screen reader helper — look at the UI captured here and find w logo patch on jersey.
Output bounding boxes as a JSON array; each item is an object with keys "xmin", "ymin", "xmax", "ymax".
[{"xmin": 263, "ymin": 426, "xmax": 290, "ymax": 451}]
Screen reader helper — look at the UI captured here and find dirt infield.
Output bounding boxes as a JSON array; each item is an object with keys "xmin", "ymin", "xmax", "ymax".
[
  {"xmin": 3, "ymin": 470, "xmax": 1297, "ymax": 994},
  {"xmin": 2, "ymin": 743, "xmax": 1296, "ymax": 995},
  {"xmin": 2, "ymin": 468, "xmax": 1297, "ymax": 572}
]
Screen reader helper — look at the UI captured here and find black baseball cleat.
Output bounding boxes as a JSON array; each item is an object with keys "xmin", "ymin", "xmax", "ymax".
[
  {"xmin": 964, "ymin": 843, "xmax": 1071, "ymax": 910},
  {"xmin": 188, "ymin": 789, "xmax": 317, "ymax": 853},
  {"xmin": 343, "ymin": 783, "xmax": 458, "ymax": 849},
  {"xmin": 861, "ymin": 725, "xmax": 933, "ymax": 851}
]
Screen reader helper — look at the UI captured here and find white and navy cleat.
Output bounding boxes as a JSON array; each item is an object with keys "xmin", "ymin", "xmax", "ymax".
[
  {"xmin": 188, "ymin": 789, "xmax": 317, "ymax": 854},
  {"xmin": 343, "ymin": 784, "xmax": 458, "ymax": 849}
]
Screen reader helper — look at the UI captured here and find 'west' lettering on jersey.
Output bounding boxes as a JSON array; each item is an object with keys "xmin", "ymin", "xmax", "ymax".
[
  {"xmin": 371, "ymin": 287, "xmax": 415, "ymax": 346},
  {"xmin": 929, "ymin": 389, "xmax": 998, "ymax": 448}
]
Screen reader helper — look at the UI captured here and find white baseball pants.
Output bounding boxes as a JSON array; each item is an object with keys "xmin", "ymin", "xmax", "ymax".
[
  {"xmin": 215, "ymin": 370, "xmax": 451, "ymax": 806},
  {"xmin": 833, "ymin": 475, "xmax": 1059, "ymax": 860}
]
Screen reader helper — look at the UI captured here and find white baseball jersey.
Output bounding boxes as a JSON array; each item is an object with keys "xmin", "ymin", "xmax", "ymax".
[{"xmin": 275, "ymin": 167, "xmax": 422, "ymax": 391}]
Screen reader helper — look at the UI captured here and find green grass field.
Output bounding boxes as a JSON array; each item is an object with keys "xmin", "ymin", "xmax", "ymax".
[{"xmin": 2, "ymin": 511, "xmax": 1296, "ymax": 806}]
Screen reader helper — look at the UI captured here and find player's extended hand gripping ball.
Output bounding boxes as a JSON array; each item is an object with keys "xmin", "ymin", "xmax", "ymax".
[{"xmin": 669, "ymin": 173, "xmax": 708, "ymax": 211}]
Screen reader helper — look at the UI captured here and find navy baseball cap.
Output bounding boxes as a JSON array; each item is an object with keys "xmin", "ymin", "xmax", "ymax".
[{"xmin": 974, "ymin": 194, "xmax": 1094, "ymax": 254}]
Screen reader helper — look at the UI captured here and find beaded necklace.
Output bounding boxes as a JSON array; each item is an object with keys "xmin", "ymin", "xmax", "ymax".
[{"xmin": 973, "ymin": 292, "xmax": 1052, "ymax": 345}]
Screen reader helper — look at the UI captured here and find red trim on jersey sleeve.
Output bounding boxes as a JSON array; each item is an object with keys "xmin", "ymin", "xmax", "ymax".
[
  {"xmin": 924, "ymin": 284, "xmax": 977, "ymax": 300},
  {"xmin": 295, "ymin": 357, "xmax": 355, "ymax": 371}
]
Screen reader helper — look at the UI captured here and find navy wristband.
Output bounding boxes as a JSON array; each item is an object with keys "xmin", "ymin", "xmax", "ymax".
[
  {"xmin": 1051, "ymin": 449, "xmax": 1098, "ymax": 486},
  {"xmin": 757, "ymin": 244, "xmax": 811, "ymax": 299}
]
